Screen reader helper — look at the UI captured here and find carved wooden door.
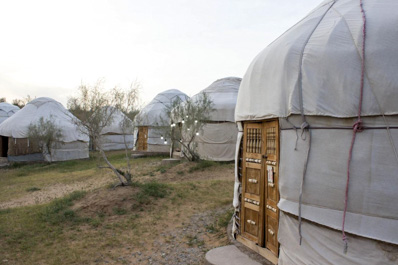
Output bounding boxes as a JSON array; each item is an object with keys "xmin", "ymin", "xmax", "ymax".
[
  {"xmin": 241, "ymin": 122, "xmax": 265, "ymax": 245},
  {"xmin": 137, "ymin": 126, "xmax": 148, "ymax": 151},
  {"xmin": 241, "ymin": 120, "xmax": 279, "ymax": 256},
  {"xmin": 263, "ymin": 120, "xmax": 279, "ymax": 255}
]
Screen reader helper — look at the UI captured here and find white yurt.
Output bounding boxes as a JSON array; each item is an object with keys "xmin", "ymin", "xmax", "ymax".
[
  {"xmin": 232, "ymin": 0, "xmax": 398, "ymax": 264},
  {"xmin": 0, "ymin": 97, "xmax": 89, "ymax": 162},
  {"xmin": 0, "ymin": 102, "xmax": 20, "ymax": 124},
  {"xmin": 190, "ymin": 77, "xmax": 241, "ymax": 161},
  {"xmin": 134, "ymin": 89, "xmax": 188, "ymax": 152},
  {"xmin": 99, "ymin": 107, "xmax": 134, "ymax": 151}
]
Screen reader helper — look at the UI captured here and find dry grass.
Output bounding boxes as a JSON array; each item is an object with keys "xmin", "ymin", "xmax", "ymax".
[{"xmin": 0, "ymin": 154, "xmax": 235, "ymax": 264}]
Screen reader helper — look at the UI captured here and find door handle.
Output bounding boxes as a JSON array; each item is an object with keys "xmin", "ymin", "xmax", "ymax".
[{"xmin": 262, "ymin": 154, "xmax": 268, "ymax": 159}]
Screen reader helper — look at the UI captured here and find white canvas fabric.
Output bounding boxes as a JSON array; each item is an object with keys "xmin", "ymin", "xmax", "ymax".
[
  {"xmin": 278, "ymin": 212, "xmax": 398, "ymax": 265},
  {"xmin": 191, "ymin": 77, "xmax": 242, "ymax": 122},
  {"xmin": 0, "ymin": 102, "xmax": 19, "ymax": 124},
  {"xmin": 235, "ymin": 0, "xmax": 398, "ymax": 121},
  {"xmin": 135, "ymin": 89, "xmax": 189, "ymax": 127},
  {"xmin": 233, "ymin": 0, "xmax": 398, "ymax": 262},
  {"xmin": 0, "ymin": 97, "xmax": 89, "ymax": 161},
  {"xmin": 100, "ymin": 107, "xmax": 134, "ymax": 151},
  {"xmin": 190, "ymin": 77, "xmax": 241, "ymax": 161},
  {"xmin": 0, "ymin": 97, "xmax": 89, "ymax": 142}
]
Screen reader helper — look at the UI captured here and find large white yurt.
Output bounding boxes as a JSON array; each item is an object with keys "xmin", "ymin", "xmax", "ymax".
[
  {"xmin": 99, "ymin": 107, "xmax": 134, "ymax": 151},
  {"xmin": 0, "ymin": 102, "xmax": 19, "ymax": 124},
  {"xmin": 190, "ymin": 77, "xmax": 241, "ymax": 161},
  {"xmin": 232, "ymin": 0, "xmax": 398, "ymax": 264},
  {"xmin": 0, "ymin": 97, "xmax": 89, "ymax": 162},
  {"xmin": 134, "ymin": 89, "xmax": 188, "ymax": 152}
]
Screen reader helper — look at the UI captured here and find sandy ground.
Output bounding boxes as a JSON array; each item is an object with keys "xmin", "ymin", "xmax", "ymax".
[{"xmin": 0, "ymin": 174, "xmax": 112, "ymax": 209}]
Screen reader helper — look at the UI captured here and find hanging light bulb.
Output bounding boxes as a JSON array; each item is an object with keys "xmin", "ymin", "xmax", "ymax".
[
  {"xmin": 181, "ymin": 119, "xmax": 185, "ymax": 124},
  {"xmin": 196, "ymin": 132, "xmax": 199, "ymax": 136},
  {"xmin": 186, "ymin": 115, "xmax": 189, "ymax": 118},
  {"xmin": 160, "ymin": 135, "xmax": 164, "ymax": 140},
  {"xmin": 164, "ymin": 139, "xmax": 168, "ymax": 144},
  {"xmin": 187, "ymin": 128, "xmax": 190, "ymax": 131},
  {"xmin": 194, "ymin": 120, "xmax": 198, "ymax": 124}
]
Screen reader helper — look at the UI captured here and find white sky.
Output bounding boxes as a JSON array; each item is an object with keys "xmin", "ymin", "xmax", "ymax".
[{"xmin": 0, "ymin": 0, "xmax": 323, "ymax": 107}]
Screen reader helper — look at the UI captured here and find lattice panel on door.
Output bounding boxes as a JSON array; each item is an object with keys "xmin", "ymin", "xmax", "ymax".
[
  {"xmin": 246, "ymin": 128, "xmax": 262, "ymax": 154},
  {"xmin": 266, "ymin": 127, "xmax": 276, "ymax": 155}
]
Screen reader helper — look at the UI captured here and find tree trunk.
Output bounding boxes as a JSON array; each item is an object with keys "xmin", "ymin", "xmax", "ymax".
[{"xmin": 99, "ymin": 149, "xmax": 127, "ymax": 185}]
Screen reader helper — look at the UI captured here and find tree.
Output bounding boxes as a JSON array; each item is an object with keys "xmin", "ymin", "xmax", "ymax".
[
  {"xmin": 0, "ymin": 98, "xmax": 6, "ymax": 103},
  {"xmin": 12, "ymin": 95, "xmax": 34, "ymax": 108},
  {"xmin": 165, "ymin": 92, "xmax": 214, "ymax": 161},
  {"xmin": 68, "ymin": 80, "xmax": 140, "ymax": 186},
  {"xmin": 27, "ymin": 116, "xmax": 63, "ymax": 162}
]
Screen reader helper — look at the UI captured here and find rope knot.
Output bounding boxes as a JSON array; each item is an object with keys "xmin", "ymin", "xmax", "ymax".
[
  {"xmin": 353, "ymin": 119, "xmax": 363, "ymax": 132},
  {"xmin": 301, "ymin": 121, "xmax": 309, "ymax": 130}
]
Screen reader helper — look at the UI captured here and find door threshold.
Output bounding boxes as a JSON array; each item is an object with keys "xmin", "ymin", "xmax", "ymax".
[{"xmin": 236, "ymin": 235, "xmax": 278, "ymax": 265}]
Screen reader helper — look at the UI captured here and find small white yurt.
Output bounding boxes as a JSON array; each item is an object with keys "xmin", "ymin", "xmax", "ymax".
[
  {"xmin": 0, "ymin": 102, "xmax": 19, "ymax": 124},
  {"xmin": 0, "ymin": 97, "xmax": 89, "ymax": 162},
  {"xmin": 99, "ymin": 107, "xmax": 134, "ymax": 151},
  {"xmin": 232, "ymin": 0, "xmax": 398, "ymax": 264},
  {"xmin": 134, "ymin": 89, "xmax": 188, "ymax": 152},
  {"xmin": 191, "ymin": 77, "xmax": 241, "ymax": 161}
]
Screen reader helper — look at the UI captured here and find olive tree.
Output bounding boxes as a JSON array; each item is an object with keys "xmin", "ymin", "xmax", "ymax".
[
  {"xmin": 27, "ymin": 116, "xmax": 63, "ymax": 162},
  {"xmin": 164, "ymin": 92, "xmax": 214, "ymax": 161},
  {"xmin": 68, "ymin": 80, "xmax": 140, "ymax": 186}
]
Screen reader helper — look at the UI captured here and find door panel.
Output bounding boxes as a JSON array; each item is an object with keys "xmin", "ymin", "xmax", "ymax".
[
  {"xmin": 137, "ymin": 127, "xmax": 148, "ymax": 151},
  {"xmin": 241, "ymin": 123, "xmax": 264, "ymax": 245}
]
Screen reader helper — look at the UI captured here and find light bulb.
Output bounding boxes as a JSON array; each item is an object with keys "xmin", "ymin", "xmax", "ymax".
[
  {"xmin": 161, "ymin": 136, "xmax": 164, "ymax": 139},
  {"xmin": 196, "ymin": 132, "xmax": 199, "ymax": 136},
  {"xmin": 194, "ymin": 120, "xmax": 198, "ymax": 123}
]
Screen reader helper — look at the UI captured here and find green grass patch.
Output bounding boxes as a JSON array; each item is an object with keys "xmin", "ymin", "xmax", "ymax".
[
  {"xmin": 188, "ymin": 160, "xmax": 216, "ymax": 173},
  {"xmin": 26, "ymin": 187, "xmax": 41, "ymax": 192},
  {"xmin": 40, "ymin": 191, "xmax": 87, "ymax": 225}
]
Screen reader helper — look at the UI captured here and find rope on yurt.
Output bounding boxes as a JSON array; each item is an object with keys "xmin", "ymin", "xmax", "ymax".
[
  {"xmin": 296, "ymin": 0, "xmax": 336, "ymax": 246},
  {"xmin": 342, "ymin": 0, "xmax": 367, "ymax": 254}
]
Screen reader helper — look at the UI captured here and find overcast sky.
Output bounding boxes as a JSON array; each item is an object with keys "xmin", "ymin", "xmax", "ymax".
[{"xmin": 0, "ymin": 0, "xmax": 323, "ymax": 107}]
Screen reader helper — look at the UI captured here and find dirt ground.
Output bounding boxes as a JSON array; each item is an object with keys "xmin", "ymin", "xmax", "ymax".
[{"xmin": 0, "ymin": 159, "xmax": 236, "ymax": 265}]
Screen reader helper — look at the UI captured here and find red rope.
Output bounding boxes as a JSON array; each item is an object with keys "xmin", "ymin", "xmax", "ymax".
[{"xmin": 342, "ymin": 0, "xmax": 367, "ymax": 253}]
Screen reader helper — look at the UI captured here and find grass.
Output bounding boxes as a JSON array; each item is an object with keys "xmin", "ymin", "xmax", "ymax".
[
  {"xmin": 0, "ymin": 151, "xmax": 163, "ymax": 203},
  {"xmin": 0, "ymin": 155, "xmax": 234, "ymax": 264},
  {"xmin": 26, "ymin": 187, "xmax": 41, "ymax": 192},
  {"xmin": 188, "ymin": 160, "xmax": 216, "ymax": 173}
]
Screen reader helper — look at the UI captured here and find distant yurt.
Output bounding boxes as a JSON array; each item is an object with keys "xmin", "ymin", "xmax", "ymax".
[
  {"xmin": 0, "ymin": 102, "xmax": 19, "ymax": 124},
  {"xmin": 134, "ymin": 89, "xmax": 188, "ymax": 152},
  {"xmin": 0, "ymin": 97, "xmax": 89, "ymax": 162},
  {"xmin": 99, "ymin": 107, "xmax": 134, "ymax": 151},
  {"xmin": 232, "ymin": 1, "xmax": 398, "ymax": 264},
  {"xmin": 0, "ymin": 102, "xmax": 20, "ymax": 157},
  {"xmin": 190, "ymin": 77, "xmax": 241, "ymax": 161}
]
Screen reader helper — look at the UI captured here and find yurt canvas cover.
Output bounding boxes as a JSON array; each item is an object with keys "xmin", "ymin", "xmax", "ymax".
[
  {"xmin": 135, "ymin": 89, "xmax": 188, "ymax": 152},
  {"xmin": 100, "ymin": 107, "xmax": 134, "ymax": 151},
  {"xmin": 0, "ymin": 97, "xmax": 89, "ymax": 162},
  {"xmin": 233, "ymin": 0, "xmax": 398, "ymax": 264},
  {"xmin": 0, "ymin": 102, "xmax": 19, "ymax": 124},
  {"xmin": 191, "ymin": 77, "xmax": 241, "ymax": 161}
]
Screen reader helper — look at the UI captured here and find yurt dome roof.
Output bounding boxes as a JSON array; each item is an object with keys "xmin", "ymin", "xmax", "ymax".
[
  {"xmin": 235, "ymin": 0, "xmax": 398, "ymax": 122},
  {"xmin": 0, "ymin": 102, "xmax": 20, "ymax": 123},
  {"xmin": 0, "ymin": 97, "xmax": 89, "ymax": 142},
  {"xmin": 191, "ymin": 77, "xmax": 241, "ymax": 122},
  {"xmin": 135, "ymin": 89, "xmax": 189, "ymax": 126},
  {"xmin": 101, "ymin": 106, "xmax": 133, "ymax": 135}
]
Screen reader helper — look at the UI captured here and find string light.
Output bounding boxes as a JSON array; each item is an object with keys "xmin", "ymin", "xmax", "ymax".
[
  {"xmin": 187, "ymin": 128, "xmax": 190, "ymax": 131},
  {"xmin": 194, "ymin": 120, "xmax": 198, "ymax": 123},
  {"xmin": 164, "ymin": 139, "xmax": 167, "ymax": 144},
  {"xmin": 196, "ymin": 132, "xmax": 199, "ymax": 136},
  {"xmin": 160, "ymin": 135, "xmax": 164, "ymax": 140},
  {"xmin": 182, "ymin": 119, "xmax": 185, "ymax": 124}
]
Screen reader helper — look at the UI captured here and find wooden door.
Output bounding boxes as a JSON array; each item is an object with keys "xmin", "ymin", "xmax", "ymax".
[
  {"xmin": 263, "ymin": 120, "xmax": 279, "ymax": 255},
  {"xmin": 137, "ymin": 126, "xmax": 148, "ymax": 151},
  {"xmin": 241, "ymin": 120, "xmax": 279, "ymax": 256},
  {"xmin": 241, "ymin": 123, "xmax": 265, "ymax": 245}
]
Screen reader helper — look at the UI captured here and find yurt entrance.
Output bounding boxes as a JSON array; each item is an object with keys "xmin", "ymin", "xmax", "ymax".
[
  {"xmin": 136, "ymin": 126, "xmax": 148, "ymax": 151},
  {"xmin": 0, "ymin": 136, "xmax": 8, "ymax": 157},
  {"xmin": 238, "ymin": 119, "xmax": 279, "ymax": 262}
]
